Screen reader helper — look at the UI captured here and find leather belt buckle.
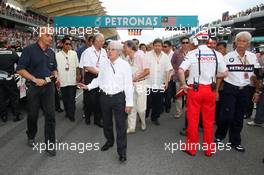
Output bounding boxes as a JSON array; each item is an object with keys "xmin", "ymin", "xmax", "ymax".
[{"xmin": 238, "ymin": 86, "xmax": 244, "ymax": 90}]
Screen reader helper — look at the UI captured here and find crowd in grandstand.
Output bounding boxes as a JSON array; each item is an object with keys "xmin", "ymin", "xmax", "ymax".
[
  {"xmin": 0, "ymin": 27, "xmax": 38, "ymax": 50},
  {"xmin": 223, "ymin": 3, "xmax": 264, "ymax": 21},
  {"xmin": 0, "ymin": 0, "xmax": 47, "ymax": 25}
]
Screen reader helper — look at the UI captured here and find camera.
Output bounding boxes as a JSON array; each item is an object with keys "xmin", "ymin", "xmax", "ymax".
[{"xmin": 193, "ymin": 78, "xmax": 199, "ymax": 91}]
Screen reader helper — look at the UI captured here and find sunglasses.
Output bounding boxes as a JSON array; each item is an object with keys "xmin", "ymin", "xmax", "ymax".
[
  {"xmin": 182, "ymin": 42, "xmax": 189, "ymax": 44},
  {"xmin": 163, "ymin": 45, "xmax": 169, "ymax": 48},
  {"xmin": 65, "ymin": 43, "xmax": 71, "ymax": 45}
]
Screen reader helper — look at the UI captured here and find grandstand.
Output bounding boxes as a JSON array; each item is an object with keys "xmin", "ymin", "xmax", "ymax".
[
  {"xmin": 166, "ymin": 3, "xmax": 264, "ymax": 49},
  {"xmin": 0, "ymin": 0, "xmax": 118, "ymax": 49}
]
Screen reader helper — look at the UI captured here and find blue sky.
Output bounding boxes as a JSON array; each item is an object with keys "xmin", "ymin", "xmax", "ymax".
[{"xmin": 101, "ymin": 0, "xmax": 264, "ymax": 43}]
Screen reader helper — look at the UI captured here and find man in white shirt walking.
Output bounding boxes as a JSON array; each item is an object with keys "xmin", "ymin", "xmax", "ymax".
[
  {"xmin": 145, "ymin": 39, "xmax": 172, "ymax": 125},
  {"xmin": 78, "ymin": 41, "xmax": 133, "ymax": 163},
  {"xmin": 124, "ymin": 40, "xmax": 150, "ymax": 133}
]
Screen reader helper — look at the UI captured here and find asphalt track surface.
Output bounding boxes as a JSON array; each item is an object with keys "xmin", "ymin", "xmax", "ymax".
[{"xmin": 0, "ymin": 92, "xmax": 263, "ymax": 175}]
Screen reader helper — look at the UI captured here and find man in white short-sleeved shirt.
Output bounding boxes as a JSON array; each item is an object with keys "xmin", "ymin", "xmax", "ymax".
[
  {"xmin": 215, "ymin": 31, "xmax": 261, "ymax": 153},
  {"xmin": 79, "ymin": 33, "xmax": 107, "ymax": 127},
  {"xmin": 178, "ymin": 31, "xmax": 228, "ymax": 157}
]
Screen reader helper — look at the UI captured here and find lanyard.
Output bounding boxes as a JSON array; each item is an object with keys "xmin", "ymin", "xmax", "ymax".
[
  {"xmin": 110, "ymin": 62, "xmax": 115, "ymax": 74},
  {"xmin": 238, "ymin": 55, "xmax": 248, "ymax": 65},
  {"xmin": 62, "ymin": 51, "xmax": 69, "ymax": 63},
  {"xmin": 94, "ymin": 50, "xmax": 101, "ymax": 64}
]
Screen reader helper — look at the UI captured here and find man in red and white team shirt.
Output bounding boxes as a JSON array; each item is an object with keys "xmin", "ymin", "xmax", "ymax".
[{"xmin": 178, "ymin": 31, "xmax": 228, "ymax": 157}]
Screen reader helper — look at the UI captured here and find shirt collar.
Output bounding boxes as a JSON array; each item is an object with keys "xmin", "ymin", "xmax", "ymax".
[
  {"xmin": 62, "ymin": 50, "xmax": 69, "ymax": 55},
  {"xmin": 198, "ymin": 44, "xmax": 209, "ymax": 50},
  {"xmin": 110, "ymin": 57, "xmax": 122, "ymax": 65},
  {"xmin": 92, "ymin": 45, "xmax": 101, "ymax": 53},
  {"xmin": 235, "ymin": 49, "xmax": 248, "ymax": 58}
]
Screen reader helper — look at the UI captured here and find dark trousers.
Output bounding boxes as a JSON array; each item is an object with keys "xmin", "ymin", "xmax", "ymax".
[
  {"xmin": 54, "ymin": 85, "xmax": 62, "ymax": 111},
  {"xmin": 164, "ymin": 80, "xmax": 175, "ymax": 110},
  {"xmin": 215, "ymin": 81, "xmax": 251, "ymax": 146},
  {"xmin": 84, "ymin": 72, "xmax": 101, "ymax": 123},
  {"xmin": 26, "ymin": 83, "xmax": 56, "ymax": 144},
  {"xmin": 100, "ymin": 91, "xmax": 127, "ymax": 156},
  {"xmin": 215, "ymin": 90, "xmax": 223, "ymax": 125},
  {"xmin": 245, "ymin": 86, "xmax": 255, "ymax": 118},
  {"xmin": 254, "ymin": 87, "xmax": 264, "ymax": 124},
  {"xmin": 61, "ymin": 86, "xmax": 76, "ymax": 119},
  {"xmin": 0, "ymin": 79, "xmax": 20, "ymax": 117},
  {"xmin": 146, "ymin": 89, "xmax": 164, "ymax": 121}
]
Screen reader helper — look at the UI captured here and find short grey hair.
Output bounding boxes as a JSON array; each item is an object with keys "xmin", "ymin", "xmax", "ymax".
[
  {"xmin": 108, "ymin": 41, "xmax": 123, "ymax": 55},
  {"xmin": 235, "ymin": 31, "xmax": 252, "ymax": 43}
]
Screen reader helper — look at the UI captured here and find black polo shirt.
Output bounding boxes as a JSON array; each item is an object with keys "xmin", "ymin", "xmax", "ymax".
[
  {"xmin": 16, "ymin": 43, "xmax": 57, "ymax": 79},
  {"xmin": 0, "ymin": 48, "xmax": 19, "ymax": 75}
]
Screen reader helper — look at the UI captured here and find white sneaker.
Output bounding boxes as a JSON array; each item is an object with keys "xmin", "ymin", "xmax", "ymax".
[
  {"xmin": 127, "ymin": 128, "xmax": 136, "ymax": 134},
  {"xmin": 247, "ymin": 121, "xmax": 264, "ymax": 127}
]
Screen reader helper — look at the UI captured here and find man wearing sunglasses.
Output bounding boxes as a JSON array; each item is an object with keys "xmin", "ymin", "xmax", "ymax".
[
  {"xmin": 171, "ymin": 37, "xmax": 190, "ymax": 119},
  {"xmin": 56, "ymin": 37, "xmax": 80, "ymax": 122}
]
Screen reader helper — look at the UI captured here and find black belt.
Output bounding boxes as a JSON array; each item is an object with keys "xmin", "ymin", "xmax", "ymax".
[
  {"xmin": 224, "ymin": 81, "xmax": 249, "ymax": 90},
  {"xmin": 99, "ymin": 89, "xmax": 124, "ymax": 97}
]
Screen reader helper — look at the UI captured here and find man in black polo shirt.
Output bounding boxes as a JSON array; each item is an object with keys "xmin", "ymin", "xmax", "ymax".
[{"xmin": 17, "ymin": 27, "xmax": 58, "ymax": 156}]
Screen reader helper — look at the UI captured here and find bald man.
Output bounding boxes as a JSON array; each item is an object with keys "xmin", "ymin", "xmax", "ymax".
[{"xmin": 17, "ymin": 26, "xmax": 58, "ymax": 156}]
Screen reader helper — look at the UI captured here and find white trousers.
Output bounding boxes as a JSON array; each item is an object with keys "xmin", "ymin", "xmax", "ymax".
[{"xmin": 127, "ymin": 81, "xmax": 147, "ymax": 130}]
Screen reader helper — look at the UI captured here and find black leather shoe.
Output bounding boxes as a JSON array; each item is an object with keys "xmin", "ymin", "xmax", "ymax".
[
  {"xmin": 85, "ymin": 118, "xmax": 90, "ymax": 125},
  {"xmin": 232, "ymin": 144, "xmax": 246, "ymax": 152},
  {"xmin": 101, "ymin": 143, "xmax": 113, "ymax": 151},
  {"xmin": 69, "ymin": 117, "xmax": 75, "ymax": 122},
  {"xmin": 165, "ymin": 108, "xmax": 170, "ymax": 113},
  {"xmin": 152, "ymin": 120, "xmax": 160, "ymax": 126},
  {"xmin": 45, "ymin": 149, "xmax": 56, "ymax": 156},
  {"xmin": 94, "ymin": 121, "xmax": 103, "ymax": 128},
  {"xmin": 28, "ymin": 139, "xmax": 35, "ymax": 147},
  {"xmin": 13, "ymin": 115, "xmax": 23, "ymax": 122},
  {"xmin": 119, "ymin": 154, "xmax": 127, "ymax": 163},
  {"xmin": 1, "ymin": 115, "xmax": 7, "ymax": 122},
  {"xmin": 179, "ymin": 129, "xmax": 186, "ymax": 136},
  {"xmin": 56, "ymin": 108, "xmax": 64, "ymax": 113}
]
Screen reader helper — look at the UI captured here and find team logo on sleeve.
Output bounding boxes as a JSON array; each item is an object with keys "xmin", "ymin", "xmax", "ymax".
[{"xmin": 229, "ymin": 57, "xmax": 234, "ymax": 63}]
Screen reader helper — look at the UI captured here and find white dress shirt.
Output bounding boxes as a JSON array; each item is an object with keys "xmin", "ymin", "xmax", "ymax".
[
  {"xmin": 224, "ymin": 50, "xmax": 260, "ymax": 87},
  {"xmin": 56, "ymin": 50, "xmax": 79, "ymax": 87},
  {"xmin": 87, "ymin": 57, "xmax": 134, "ymax": 107},
  {"xmin": 79, "ymin": 45, "xmax": 107, "ymax": 70},
  {"xmin": 180, "ymin": 45, "xmax": 227, "ymax": 85},
  {"xmin": 145, "ymin": 50, "xmax": 172, "ymax": 89}
]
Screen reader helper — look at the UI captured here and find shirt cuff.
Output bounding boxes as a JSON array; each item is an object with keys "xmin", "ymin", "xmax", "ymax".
[
  {"xmin": 126, "ymin": 100, "xmax": 133, "ymax": 107},
  {"xmin": 87, "ymin": 84, "xmax": 93, "ymax": 90}
]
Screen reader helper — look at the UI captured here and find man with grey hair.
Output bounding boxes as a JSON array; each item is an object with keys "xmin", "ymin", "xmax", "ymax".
[
  {"xmin": 215, "ymin": 31, "xmax": 261, "ymax": 152},
  {"xmin": 79, "ymin": 33, "xmax": 107, "ymax": 127},
  {"xmin": 78, "ymin": 41, "xmax": 133, "ymax": 163},
  {"xmin": 124, "ymin": 40, "xmax": 150, "ymax": 133}
]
